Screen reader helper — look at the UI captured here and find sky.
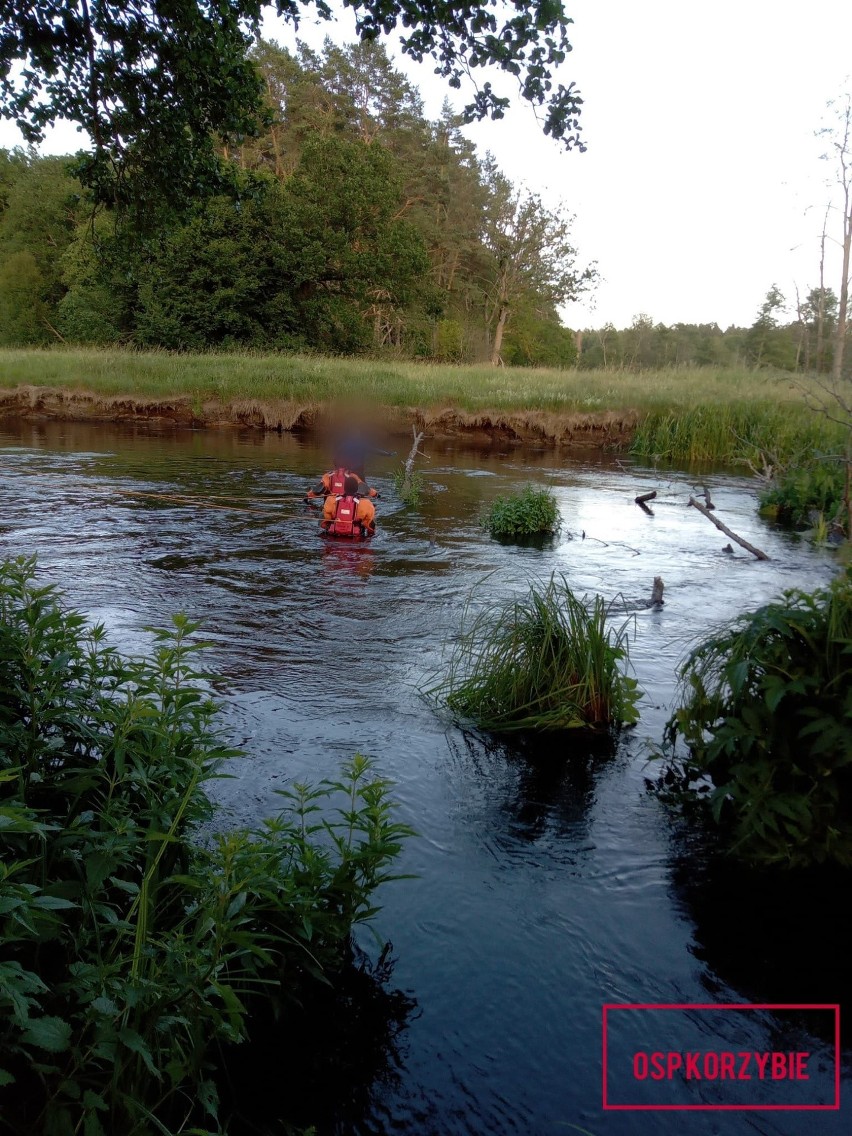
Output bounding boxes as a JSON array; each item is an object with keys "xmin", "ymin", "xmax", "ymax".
[{"xmin": 2, "ymin": 0, "xmax": 851, "ymax": 330}]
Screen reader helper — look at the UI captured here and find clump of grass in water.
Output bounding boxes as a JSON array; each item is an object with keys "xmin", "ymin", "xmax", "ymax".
[
  {"xmin": 481, "ymin": 485, "xmax": 561, "ymax": 539},
  {"xmin": 428, "ymin": 575, "xmax": 640, "ymax": 732},
  {"xmin": 393, "ymin": 465, "xmax": 424, "ymax": 506}
]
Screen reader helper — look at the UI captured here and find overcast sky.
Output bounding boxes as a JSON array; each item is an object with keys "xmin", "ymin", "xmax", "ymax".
[{"xmin": 3, "ymin": 0, "xmax": 851, "ymax": 330}]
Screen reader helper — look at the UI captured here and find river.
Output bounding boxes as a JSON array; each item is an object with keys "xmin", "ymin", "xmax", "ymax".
[{"xmin": 0, "ymin": 418, "xmax": 848, "ymax": 1135}]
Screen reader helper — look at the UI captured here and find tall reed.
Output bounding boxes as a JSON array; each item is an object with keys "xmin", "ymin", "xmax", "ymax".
[{"xmin": 427, "ymin": 575, "xmax": 640, "ymax": 732}]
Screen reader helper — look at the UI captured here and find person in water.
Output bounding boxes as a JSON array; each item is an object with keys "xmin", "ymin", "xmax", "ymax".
[
  {"xmin": 321, "ymin": 475, "xmax": 376, "ymax": 538},
  {"xmin": 305, "ymin": 467, "xmax": 379, "ymax": 501},
  {"xmin": 331, "ymin": 433, "xmax": 395, "ymax": 481}
]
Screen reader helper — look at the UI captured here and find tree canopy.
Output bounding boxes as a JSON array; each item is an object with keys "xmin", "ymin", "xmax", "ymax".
[
  {"xmin": 0, "ymin": 39, "xmax": 591, "ymax": 360},
  {"xmin": 0, "ymin": 0, "xmax": 583, "ymax": 209}
]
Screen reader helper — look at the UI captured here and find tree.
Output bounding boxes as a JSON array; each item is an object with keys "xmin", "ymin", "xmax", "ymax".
[
  {"xmin": 134, "ymin": 137, "xmax": 428, "ymax": 351},
  {"xmin": 481, "ymin": 165, "xmax": 593, "ymax": 364},
  {"xmin": 745, "ymin": 285, "xmax": 796, "ymax": 369},
  {"xmin": 820, "ymin": 94, "xmax": 852, "ymax": 382},
  {"xmin": 0, "ymin": 0, "xmax": 585, "ymax": 211},
  {"xmin": 0, "ymin": 251, "xmax": 50, "ymax": 344}
]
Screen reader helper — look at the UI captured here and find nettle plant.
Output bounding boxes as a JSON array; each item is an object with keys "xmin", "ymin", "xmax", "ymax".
[
  {"xmin": 0, "ymin": 556, "xmax": 412, "ymax": 1136},
  {"xmin": 658, "ymin": 569, "xmax": 852, "ymax": 868}
]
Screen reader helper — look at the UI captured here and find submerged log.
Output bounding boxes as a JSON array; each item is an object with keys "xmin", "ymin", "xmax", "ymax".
[
  {"xmin": 635, "ymin": 490, "xmax": 657, "ymax": 505},
  {"xmin": 651, "ymin": 576, "xmax": 664, "ymax": 606},
  {"xmin": 688, "ymin": 496, "xmax": 769, "ymax": 560}
]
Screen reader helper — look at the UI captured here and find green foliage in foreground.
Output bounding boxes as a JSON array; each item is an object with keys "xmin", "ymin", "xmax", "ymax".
[
  {"xmin": 427, "ymin": 575, "xmax": 640, "ymax": 732},
  {"xmin": 0, "ymin": 557, "xmax": 411, "ymax": 1135},
  {"xmin": 481, "ymin": 486, "xmax": 561, "ymax": 539},
  {"xmin": 760, "ymin": 460, "xmax": 848, "ymax": 533},
  {"xmin": 659, "ymin": 570, "xmax": 852, "ymax": 868}
]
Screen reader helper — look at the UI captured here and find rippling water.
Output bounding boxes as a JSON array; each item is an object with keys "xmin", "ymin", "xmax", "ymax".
[{"xmin": 1, "ymin": 419, "xmax": 848, "ymax": 1135}]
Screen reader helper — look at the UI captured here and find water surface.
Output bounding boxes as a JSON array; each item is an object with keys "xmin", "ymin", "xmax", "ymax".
[{"xmin": 0, "ymin": 419, "xmax": 848, "ymax": 1135}]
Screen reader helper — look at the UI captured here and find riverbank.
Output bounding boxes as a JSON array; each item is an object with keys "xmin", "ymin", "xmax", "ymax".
[{"xmin": 0, "ymin": 347, "xmax": 836, "ymax": 460}]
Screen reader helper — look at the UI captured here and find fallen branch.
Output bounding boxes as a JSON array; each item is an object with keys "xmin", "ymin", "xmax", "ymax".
[
  {"xmin": 635, "ymin": 490, "xmax": 657, "ymax": 505},
  {"xmin": 399, "ymin": 426, "xmax": 426, "ymax": 499},
  {"xmin": 688, "ymin": 496, "xmax": 769, "ymax": 560},
  {"xmin": 701, "ymin": 483, "xmax": 715, "ymax": 509}
]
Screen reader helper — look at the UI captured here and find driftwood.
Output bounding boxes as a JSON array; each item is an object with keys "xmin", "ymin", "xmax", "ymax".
[
  {"xmin": 400, "ymin": 426, "xmax": 426, "ymax": 497},
  {"xmin": 688, "ymin": 496, "xmax": 769, "ymax": 560},
  {"xmin": 635, "ymin": 489, "xmax": 656, "ymax": 515},
  {"xmin": 651, "ymin": 576, "xmax": 664, "ymax": 606},
  {"xmin": 701, "ymin": 483, "xmax": 715, "ymax": 509}
]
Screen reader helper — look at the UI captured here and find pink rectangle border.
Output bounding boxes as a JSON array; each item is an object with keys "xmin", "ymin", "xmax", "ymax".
[{"xmin": 602, "ymin": 1002, "xmax": 841, "ymax": 1111}]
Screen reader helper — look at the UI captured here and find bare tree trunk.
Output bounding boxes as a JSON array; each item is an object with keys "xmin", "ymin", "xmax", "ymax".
[
  {"xmin": 832, "ymin": 100, "xmax": 852, "ymax": 383},
  {"xmin": 491, "ymin": 306, "xmax": 509, "ymax": 365},
  {"xmin": 794, "ymin": 283, "xmax": 807, "ymax": 371},
  {"xmin": 833, "ymin": 197, "xmax": 851, "ymax": 383},
  {"xmin": 816, "ymin": 205, "xmax": 829, "ymax": 371}
]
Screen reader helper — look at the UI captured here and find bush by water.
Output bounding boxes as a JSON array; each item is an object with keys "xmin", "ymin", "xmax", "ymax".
[{"xmin": 0, "ymin": 557, "xmax": 411, "ymax": 1135}]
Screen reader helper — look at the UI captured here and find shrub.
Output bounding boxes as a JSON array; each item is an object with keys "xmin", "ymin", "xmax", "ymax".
[
  {"xmin": 0, "ymin": 556, "xmax": 411, "ymax": 1135},
  {"xmin": 759, "ymin": 460, "xmax": 847, "ymax": 534},
  {"xmin": 427, "ymin": 575, "xmax": 640, "ymax": 732},
  {"xmin": 481, "ymin": 486, "xmax": 561, "ymax": 539},
  {"xmin": 658, "ymin": 570, "xmax": 852, "ymax": 868}
]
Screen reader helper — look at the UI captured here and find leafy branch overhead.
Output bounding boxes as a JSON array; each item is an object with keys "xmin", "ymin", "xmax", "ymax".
[{"xmin": 0, "ymin": 0, "xmax": 583, "ymax": 207}]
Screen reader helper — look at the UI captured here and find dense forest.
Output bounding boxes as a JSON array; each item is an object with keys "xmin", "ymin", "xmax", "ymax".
[
  {"xmin": 0, "ymin": 39, "xmax": 591, "ymax": 366},
  {"xmin": 0, "ymin": 38, "xmax": 847, "ymax": 373}
]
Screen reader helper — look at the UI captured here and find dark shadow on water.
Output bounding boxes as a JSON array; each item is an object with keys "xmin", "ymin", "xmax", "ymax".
[
  {"xmin": 668, "ymin": 838, "xmax": 852, "ymax": 1046},
  {"xmin": 489, "ymin": 531, "xmax": 562, "ymax": 550},
  {"xmin": 219, "ymin": 943, "xmax": 417, "ymax": 1136},
  {"xmin": 446, "ymin": 726, "xmax": 620, "ymax": 848}
]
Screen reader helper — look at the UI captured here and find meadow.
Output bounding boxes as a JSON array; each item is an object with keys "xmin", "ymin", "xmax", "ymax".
[{"xmin": 0, "ymin": 347, "xmax": 842, "ymax": 464}]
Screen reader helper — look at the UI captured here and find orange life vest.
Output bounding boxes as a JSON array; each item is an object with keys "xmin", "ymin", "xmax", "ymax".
[
  {"xmin": 329, "ymin": 494, "xmax": 360, "ymax": 537},
  {"xmin": 327, "ymin": 468, "xmax": 349, "ymax": 496}
]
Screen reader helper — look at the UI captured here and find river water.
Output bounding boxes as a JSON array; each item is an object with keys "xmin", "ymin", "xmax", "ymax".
[{"xmin": 0, "ymin": 419, "xmax": 848, "ymax": 1135}]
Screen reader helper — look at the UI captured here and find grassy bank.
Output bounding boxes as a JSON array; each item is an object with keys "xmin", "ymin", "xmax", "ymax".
[{"xmin": 0, "ymin": 347, "xmax": 842, "ymax": 462}]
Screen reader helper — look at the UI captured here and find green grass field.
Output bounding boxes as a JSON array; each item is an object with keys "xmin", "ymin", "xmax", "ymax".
[{"xmin": 0, "ymin": 346, "xmax": 841, "ymax": 464}]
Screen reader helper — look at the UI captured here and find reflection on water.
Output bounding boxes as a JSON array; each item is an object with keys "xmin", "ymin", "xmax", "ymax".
[
  {"xmin": 1, "ymin": 418, "xmax": 849, "ymax": 1135},
  {"xmin": 220, "ymin": 945, "xmax": 418, "ymax": 1136}
]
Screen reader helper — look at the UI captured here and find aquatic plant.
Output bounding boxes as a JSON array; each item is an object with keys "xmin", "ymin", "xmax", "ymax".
[
  {"xmin": 428, "ymin": 575, "xmax": 640, "ymax": 732},
  {"xmin": 658, "ymin": 569, "xmax": 852, "ymax": 868},
  {"xmin": 759, "ymin": 459, "xmax": 847, "ymax": 535},
  {"xmin": 0, "ymin": 556, "xmax": 412, "ymax": 1136},
  {"xmin": 393, "ymin": 464, "xmax": 424, "ymax": 506},
  {"xmin": 481, "ymin": 485, "xmax": 561, "ymax": 539}
]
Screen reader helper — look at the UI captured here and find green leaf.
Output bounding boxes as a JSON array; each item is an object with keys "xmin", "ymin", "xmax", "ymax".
[
  {"xmin": 21, "ymin": 1016, "xmax": 72, "ymax": 1053},
  {"xmin": 118, "ymin": 1027, "xmax": 160, "ymax": 1077}
]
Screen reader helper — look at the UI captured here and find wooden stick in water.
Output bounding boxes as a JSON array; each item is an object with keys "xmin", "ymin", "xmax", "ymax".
[{"xmin": 688, "ymin": 496, "xmax": 769, "ymax": 560}]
